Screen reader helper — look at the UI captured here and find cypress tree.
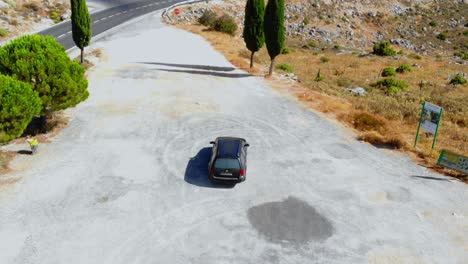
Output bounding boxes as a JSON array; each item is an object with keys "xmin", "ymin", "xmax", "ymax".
[
  {"xmin": 264, "ymin": 0, "xmax": 285, "ymax": 76},
  {"xmin": 243, "ymin": 0, "xmax": 265, "ymax": 68},
  {"xmin": 71, "ymin": 0, "xmax": 92, "ymax": 64}
]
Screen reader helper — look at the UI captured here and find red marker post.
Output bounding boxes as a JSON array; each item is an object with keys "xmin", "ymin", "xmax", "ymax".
[{"xmin": 174, "ymin": 8, "xmax": 180, "ymax": 15}]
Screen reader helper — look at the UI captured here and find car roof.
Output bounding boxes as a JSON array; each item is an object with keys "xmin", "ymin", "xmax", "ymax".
[{"xmin": 215, "ymin": 137, "xmax": 245, "ymax": 158}]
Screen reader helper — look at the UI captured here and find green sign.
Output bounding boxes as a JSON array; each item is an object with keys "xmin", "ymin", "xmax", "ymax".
[
  {"xmin": 437, "ymin": 150, "xmax": 468, "ymax": 174},
  {"xmin": 414, "ymin": 101, "xmax": 443, "ymax": 150}
]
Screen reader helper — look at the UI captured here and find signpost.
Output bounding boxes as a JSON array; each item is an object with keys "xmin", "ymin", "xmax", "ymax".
[
  {"xmin": 437, "ymin": 150, "xmax": 468, "ymax": 174},
  {"xmin": 414, "ymin": 101, "xmax": 443, "ymax": 150}
]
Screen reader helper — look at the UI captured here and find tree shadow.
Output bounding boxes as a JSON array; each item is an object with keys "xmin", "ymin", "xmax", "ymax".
[
  {"xmin": 184, "ymin": 147, "xmax": 235, "ymax": 189},
  {"xmin": 136, "ymin": 62, "xmax": 237, "ymax": 72},
  {"xmin": 154, "ymin": 68, "xmax": 251, "ymax": 78},
  {"xmin": 411, "ymin": 175, "xmax": 453, "ymax": 182}
]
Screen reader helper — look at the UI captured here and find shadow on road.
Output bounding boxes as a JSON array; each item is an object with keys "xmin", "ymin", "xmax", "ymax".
[
  {"xmin": 17, "ymin": 150, "xmax": 33, "ymax": 155},
  {"xmin": 154, "ymin": 68, "xmax": 251, "ymax": 78},
  {"xmin": 137, "ymin": 62, "xmax": 237, "ymax": 72},
  {"xmin": 411, "ymin": 175, "xmax": 452, "ymax": 182},
  {"xmin": 184, "ymin": 147, "xmax": 235, "ymax": 189}
]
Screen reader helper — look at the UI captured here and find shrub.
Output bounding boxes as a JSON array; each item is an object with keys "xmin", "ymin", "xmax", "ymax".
[
  {"xmin": 50, "ymin": 11, "xmax": 60, "ymax": 23},
  {"xmin": 276, "ymin": 63, "xmax": 293, "ymax": 72},
  {"xmin": 464, "ymin": 30, "xmax": 468, "ymax": 36},
  {"xmin": 0, "ymin": 35, "xmax": 89, "ymax": 115},
  {"xmin": 0, "ymin": 75, "xmax": 42, "ymax": 143},
  {"xmin": 429, "ymin": 21, "xmax": 439, "ymax": 27},
  {"xmin": 212, "ymin": 15, "xmax": 238, "ymax": 36},
  {"xmin": 352, "ymin": 112, "xmax": 387, "ymax": 133},
  {"xmin": 315, "ymin": 69, "xmax": 324, "ymax": 82},
  {"xmin": 450, "ymin": 75, "xmax": 467, "ymax": 85},
  {"xmin": 320, "ymin": 56, "xmax": 330, "ymax": 63},
  {"xmin": 0, "ymin": 28, "xmax": 8, "ymax": 37},
  {"xmin": 381, "ymin": 67, "xmax": 396, "ymax": 77},
  {"xmin": 198, "ymin": 10, "xmax": 217, "ymax": 26},
  {"xmin": 454, "ymin": 51, "xmax": 468, "ymax": 60},
  {"xmin": 408, "ymin": 53, "xmax": 422, "ymax": 60},
  {"xmin": 23, "ymin": 2, "xmax": 40, "ymax": 11},
  {"xmin": 436, "ymin": 32, "xmax": 447, "ymax": 41},
  {"xmin": 396, "ymin": 64, "xmax": 412, "ymax": 73},
  {"xmin": 374, "ymin": 77, "xmax": 409, "ymax": 94},
  {"xmin": 373, "ymin": 41, "xmax": 396, "ymax": 56},
  {"xmin": 281, "ymin": 47, "xmax": 294, "ymax": 54}
]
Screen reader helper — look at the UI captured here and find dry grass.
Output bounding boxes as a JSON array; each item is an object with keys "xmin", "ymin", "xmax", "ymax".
[
  {"xmin": 172, "ymin": 21, "xmax": 467, "ymax": 182},
  {"xmin": 0, "ymin": 150, "xmax": 15, "ymax": 175}
]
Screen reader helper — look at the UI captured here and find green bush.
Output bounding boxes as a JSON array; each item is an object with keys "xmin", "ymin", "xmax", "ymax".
[
  {"xmin": 381, "ymin": 67, "xmax": 396, "ymax": 77},
  {"xmin": 0, "ymin": 28, "xmax": 8, "ymax": 37},
  {"xmin": 50, "ymin": 11, "xmax": 60, "ymax": 23},
  {"xmin": 320, "ymin": 56, "xmax": 330, "ymax": 63},
  {"xmin": 198, "ymin": 10, "xmax": 217, "ymax": 26},
  {"xmin": 211, "ymin": 15, "xmax": 237, "ymax": 36},
  {"xmin": 276, "ymin": 63, "xmax": 293, "ymax": 72},
  {"xmin": 396, "ymin": 64, "xmax": 413, "ymax": 73},
  {"xmin": 373, "ymin": 41, "xmax": 396, "ymax": 56},
  {"xmin": 429, "ymin": 21, "xmax": 439, "ymax": 27},
  {"xmin": 281, "ymin": 47, "xmax": 294, "ymax": 54},
  {"xmin": 374, "ymin": 77, "xmax": 409, "ymax": 94},
  {"xmin": 437, "ymin": 33, "xmax": 447, "ymax": 41},
  {"xmin": 0, "ymin": 74, "xmax": 42, "ymax": 143},
  {"xmin": 454, "ymin": 51, "xmax": 468, "ymax": 60},
  {"xmin": 463, "ymin": 30, "xmax": 468, "ymax": 36},
  {"xmin": 387, "ymin": 86, "xmax": 400, "ymax": 95},
  {"xmin": 450, "ymin": 75, "xmax": 467, "ymax": 85},
  {"xmin": 0, "ymin": 35, "xmax": 89, "ymax": 115}
]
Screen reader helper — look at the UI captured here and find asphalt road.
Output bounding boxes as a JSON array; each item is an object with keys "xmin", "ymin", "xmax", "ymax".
[{"xmin": 39, "ymin": 0, "xmax": 185, "ymax": 50}]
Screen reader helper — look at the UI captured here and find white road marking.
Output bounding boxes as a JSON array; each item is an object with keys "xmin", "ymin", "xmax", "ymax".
[
  {"xmin": 66, "ymin": 31, "xmax": 71, "ymax": 34},
  {"xmin": 102, "ymin": 17, "xmax": 108, "ymax": 20},
  {"xmin": 116, "ymin": 13, "xmax": 122, "ymax": 16},
  {"xmin": 108, "ymin": 15, "xmax": 114, "ymax": 18},
  {"xmin": 57, "ymin": 34, "xmax": 65, "ymax": 38}
]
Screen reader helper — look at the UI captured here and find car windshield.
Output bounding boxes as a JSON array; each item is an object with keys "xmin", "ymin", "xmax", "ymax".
[{"xmin": 214, "ymin": 158, "xmax": 240, "ymax": 169}]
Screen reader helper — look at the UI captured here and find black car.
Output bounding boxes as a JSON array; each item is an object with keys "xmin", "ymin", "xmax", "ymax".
[{"xmin": 208, "ymin": 137, "xmax": 249, "ymax": 183}]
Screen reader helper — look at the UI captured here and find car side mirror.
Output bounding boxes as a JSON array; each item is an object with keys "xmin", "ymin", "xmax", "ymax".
[
  {"xmin": 210, "ymin": 141, "xmax": 215, "ymax": 144},
  {"xmin": 244, "ymin": 143, "xmax": 250, "ymax": 147}
]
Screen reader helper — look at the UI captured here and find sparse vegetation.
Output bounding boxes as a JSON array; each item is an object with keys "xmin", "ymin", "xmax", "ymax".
[
  {"xmin": 373, "ymin": 41, "xmax": 396, "ymax": 56},
  {"xmin": 315, "ymin": 69, "xmax": 324, "ymax": 82},
  {"xmin": 437, "ymin": 32, "xmax": 448, "ymax": 41},
  {"xmin": 450, "ymin": 75, "xmax": 467, "ymax": 85},
  {"xmin": 429, "ymin": 21, "xmax": 439, "ymax": 27},
  {"xmin": 396, "ymin": 64, "xmax": 413, "ymax": 73},
  {"xmin": 276, "ymin": 63, "xmax": 293, "ymax": 72},
  {"xmin": 320, "ymin": 56, "xmax": 330, "ymax": 63},
  {"xmin": 212, "ymin": 14, "xmax": 238, "ymax": 36},
  {"xmin": 198, "ymin": 10, "xmax": 217, "ymax": 26},
  {"xmin": 408, "ymin": 54, "xmax": 422, "ymax": 60},
  {"xmin": 0, "ymin": 28, "xmax": 8, "ymax": 37},
  {"xmin": 381, "ymin": 67, "xmax": 396, "ymax": 77},
  {"xmin": 374, "ymin": 77, "xmax": 409, "ymax": 94}
]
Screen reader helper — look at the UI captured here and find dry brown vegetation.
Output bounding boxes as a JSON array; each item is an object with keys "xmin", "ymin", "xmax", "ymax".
[{"xmin": 173, "ymin": 23, "xmax": 467, "ymax": 181}]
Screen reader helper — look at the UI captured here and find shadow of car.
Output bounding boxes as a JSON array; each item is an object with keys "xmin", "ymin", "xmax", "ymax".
[{"xmin": 184, "ymin": 147, "xmax": 235, "ymax": 188}]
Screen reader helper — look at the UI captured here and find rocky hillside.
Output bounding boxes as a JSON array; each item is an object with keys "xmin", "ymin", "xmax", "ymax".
[
  {"xmin": 0, "ymin": 0, "xmax": 70, "ymax": 43},
  {"xmin": 169, "ymin": 0, "xmax": 467, "ymax": 57}
]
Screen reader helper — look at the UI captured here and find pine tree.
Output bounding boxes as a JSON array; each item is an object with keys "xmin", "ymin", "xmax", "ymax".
[
  {"xmin": 71, "ymin": 0, "xmax": 92, "ymax": 64},
  {"xmin": 243, "ymin": 0, "xmax": 265, "ymax": 68},
  {"xmin": 264, "ymin": 0, "xmax": 285, "ymax": 76}
]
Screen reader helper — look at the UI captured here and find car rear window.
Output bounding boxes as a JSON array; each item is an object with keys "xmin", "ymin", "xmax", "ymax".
[{"xmin": 214, "ymin": 158, "xmax": 240, "ymax": 170}]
